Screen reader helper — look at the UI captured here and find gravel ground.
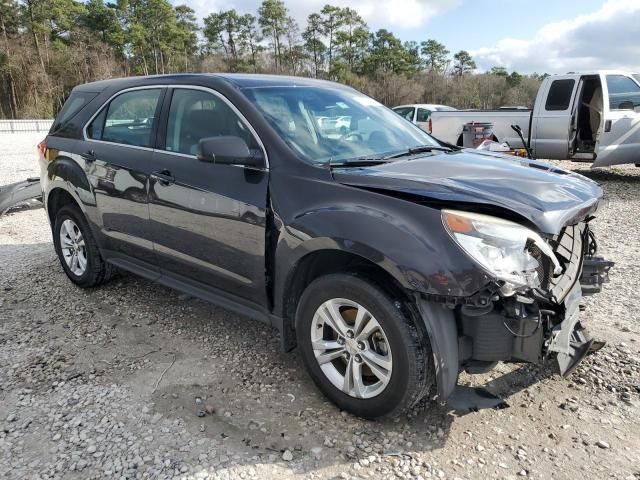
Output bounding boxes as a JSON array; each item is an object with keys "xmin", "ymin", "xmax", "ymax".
[
  {"xmin": 0, "ymin": 134, "xmax": 639, "ymax": 480},
  {"xmin": 0, "ymin": 133, "xmax": 45, "ymax": 183}
]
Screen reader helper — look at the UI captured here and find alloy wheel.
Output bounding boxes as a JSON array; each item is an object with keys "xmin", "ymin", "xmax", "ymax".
[
  {"xmin": 59, "ymin": 219, "xmax": 87, "ymax": 276},
  {"xmin": 310, "ymin": 298, "xmax": 393, "ymax": 399}
]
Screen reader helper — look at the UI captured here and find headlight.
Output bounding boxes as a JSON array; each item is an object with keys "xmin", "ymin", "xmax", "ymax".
[{"xmin": 442, "ymin": 210, "xmax": 560, "ymax": 295}]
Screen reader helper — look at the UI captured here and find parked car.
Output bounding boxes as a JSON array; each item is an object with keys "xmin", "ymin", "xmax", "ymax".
[
  {"xmin": 429, "ymin": 70, "xmax": 640, "ymax": 167},
  {"xmin": 317, "ymin": 114, "xmax": 352, "ymax": 136},
  {"xmin": 39, "ymin": 74, "xmax": 612, "ymax": 418},
  {"xmin": 392, "ymin": 104, "xmax": 456, "ymax": 132}
]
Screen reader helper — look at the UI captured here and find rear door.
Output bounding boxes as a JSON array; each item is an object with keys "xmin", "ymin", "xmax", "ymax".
[
  {"xmin": 531, "ymin": 75, "xmax": 578, "ymax": 159},
  {"xmin": 83, "ymin": 87, "xmax": 165, "ymax": 267},
  {"xmin": 148, "ymin": 86, "xmax": 269, "ymax": 305},
  {"xmin": 593, "ymin": 74, "xmax": 640, "ymax": 167}
]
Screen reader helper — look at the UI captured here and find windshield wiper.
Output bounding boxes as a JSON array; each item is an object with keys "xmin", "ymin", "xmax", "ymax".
[
  {"xmin": 383, "ymin": 145, "xmax": 453, "ymax": 159},
  {"xmin": 328, "ymin": 158, "xmax": 390, "ymax": 168}
]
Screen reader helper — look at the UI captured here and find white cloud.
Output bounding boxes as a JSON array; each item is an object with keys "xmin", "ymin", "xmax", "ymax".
[
  {"xmin": 471, "ymin": 0, "xmax": 640, "ymax": 74},
  {"xmin": 177, "ymin": 0, "xmax": 459, "ymax": 30}
]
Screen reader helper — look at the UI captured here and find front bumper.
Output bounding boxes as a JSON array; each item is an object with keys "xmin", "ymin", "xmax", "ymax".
[
  {"xmin": 457, "ymin": 254, "xmax": 612, "ymax": 377},
  {"xmin": 0, "ymin": 177, "xmax": 42, "ymax": 216},
  {"xmin": 417, "ymin": 245, "xmax": 614, "ymax": 409}
]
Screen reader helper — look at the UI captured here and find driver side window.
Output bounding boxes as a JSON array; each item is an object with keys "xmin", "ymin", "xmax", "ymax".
[
  {"xmin": 164, "ymin": 88, "xmax": 254, "ymax": 156},
  {"xmin": 607, "ymin": 75, "xmax": 640, "ymax": 111}
]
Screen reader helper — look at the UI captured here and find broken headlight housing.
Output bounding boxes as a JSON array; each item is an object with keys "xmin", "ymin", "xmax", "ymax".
[{"xmin": 442, "ymin": 210, "xmax": 560, "ymax": 295}]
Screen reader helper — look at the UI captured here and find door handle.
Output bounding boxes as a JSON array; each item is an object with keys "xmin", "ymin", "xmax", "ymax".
[
  {"xmin": 604, "ymin": 120, "xmax": 612, "ymax": 132},
  {"xmin": 151, "ymin": 170, "xmax": 175, "ymax": 185},
  {"xmin": 80, "ymin": 150, "xmax": 96, "ymax": 162}
]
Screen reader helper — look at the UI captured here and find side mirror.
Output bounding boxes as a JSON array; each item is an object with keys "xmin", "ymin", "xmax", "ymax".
[{"xmin": 197, "ymin": 136, "xmax": 263, "ymax": 167}]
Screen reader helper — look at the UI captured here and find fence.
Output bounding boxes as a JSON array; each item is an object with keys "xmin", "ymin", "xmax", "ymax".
[{"xmin": 0, "ymin": 119, "xmax": 53, "ymax": 133}]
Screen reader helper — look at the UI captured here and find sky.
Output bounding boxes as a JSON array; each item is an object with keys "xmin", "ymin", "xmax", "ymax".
[{"xmin": 178, "ymin": 0, "xmax": 640, "ymax": 74}]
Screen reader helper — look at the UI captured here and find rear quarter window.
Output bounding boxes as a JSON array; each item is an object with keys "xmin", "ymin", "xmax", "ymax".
[{"xmin": 51, "ymin": 91, "xmax": 99, "ymax": 135}]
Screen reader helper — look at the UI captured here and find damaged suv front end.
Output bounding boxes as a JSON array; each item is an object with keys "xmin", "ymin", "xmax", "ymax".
[
  {"xmin": 421, "ymin": 203, "xmax": 613, "ymax": 406},
  {"xmin": 444, "ymin": 209, "xmax": 611, "ymax": 374},
  {"xmin": 331, "ymin": 151, "xmax": 613, "ymax": 406}
]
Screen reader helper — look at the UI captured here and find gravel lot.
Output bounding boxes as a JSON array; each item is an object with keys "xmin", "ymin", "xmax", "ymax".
[{"xmin": 0, "ymin": 133, "xmax": 638, "ymax": 480}]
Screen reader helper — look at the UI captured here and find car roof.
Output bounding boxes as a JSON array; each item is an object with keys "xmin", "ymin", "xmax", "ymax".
[
  {"xmin": 393, "ymin": 104, "xmax": 454, "ymax": 109},
  {"xmin": 73, "ymin": 73, "xmax": 352, "ymax": 93}
]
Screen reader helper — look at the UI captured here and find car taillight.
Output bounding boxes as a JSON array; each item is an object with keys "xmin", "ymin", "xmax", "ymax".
[
  {"xmin": 428, "ymin": 118, "xmax": 432, "ymax": 134},
  {"xmin": 37, "ymin": 140, "xmax": 46, "ymax": 157}
]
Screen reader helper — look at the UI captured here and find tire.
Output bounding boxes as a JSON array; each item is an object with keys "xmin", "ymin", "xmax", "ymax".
[
  {"xmin": 52, "ymin": 204, "xmax": 114, "ymax": 288},
  {"xmin": 295, "ymin": 273, "xmax": 434, "ymax": 419}
]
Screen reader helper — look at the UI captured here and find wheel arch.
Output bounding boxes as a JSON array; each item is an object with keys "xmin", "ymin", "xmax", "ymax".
[
  {"xmin": 277, "ymin": 245, "xmax": 413, "ymax": 352},
  {"xmin": 47, "ymin": 156, "xmax": 91, "ymax": 192},
  {"xmin": 44, "ymin": 154, "xmax": 97, "ymax": 229},
  {"xmin": 46, "ymin": 187, "xmax": 81, "ymax": 226}
]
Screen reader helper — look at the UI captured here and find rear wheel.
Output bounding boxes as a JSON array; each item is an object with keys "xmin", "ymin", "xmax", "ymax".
[
  {"xmin": 53, "ymin": 204, "xmax": 114, "ymax": 288},
  {"xmin": 296, "ymin": 274, "xmax": 434, "ymax": 419}
]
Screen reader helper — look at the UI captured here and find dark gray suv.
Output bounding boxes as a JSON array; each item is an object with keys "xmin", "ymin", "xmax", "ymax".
[{"xmin": 39, "ymin": 74, "xmax": 612, "ymax": 418}]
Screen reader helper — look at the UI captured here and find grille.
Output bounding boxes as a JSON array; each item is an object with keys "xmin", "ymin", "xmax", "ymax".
[
  {"xmin": 547, "ymin": 223, "xmax": 586, "ymax": 302},
  {"xmin": 528, "ymin": 243, "xmax": 552, "ymax": 290}
]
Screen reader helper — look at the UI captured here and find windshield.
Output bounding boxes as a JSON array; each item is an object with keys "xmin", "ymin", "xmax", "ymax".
[{"xmin": 243, "ymin": 86, "xmax": 439, "ymax": 164}]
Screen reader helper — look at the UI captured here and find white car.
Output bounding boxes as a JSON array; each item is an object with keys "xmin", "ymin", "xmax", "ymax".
[
  {"xmin": 317, "ymin": 115, "xmax": 352, "ymax": 136},
  {"xmin": 392, "ymin": 104, "xmax": 457, "ymax": 132}
]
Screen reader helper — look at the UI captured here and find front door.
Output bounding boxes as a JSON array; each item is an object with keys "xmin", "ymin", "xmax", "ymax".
[
  {"xmin": 148, "ymin": 87, "xmax": 269, "ymax": 306},
  {"xmin": 415, "ymin": 107, "xmax": 431, "ymax": 132},
  {"xmin": 593, "ymin": 74, "xmax": 640, "ymax": 167},
  {"xmin": 531, "ymin": 75, "xmax": 578, "ymax": 160},
  {"xmin": 84, "ymin": 87, "xmax": 164, "ymax": 267}
]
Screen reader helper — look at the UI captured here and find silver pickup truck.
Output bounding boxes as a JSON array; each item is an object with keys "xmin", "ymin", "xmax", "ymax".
[{"xmin": 429, "ymin": 70, "xmax": 640, "ymax": 167}]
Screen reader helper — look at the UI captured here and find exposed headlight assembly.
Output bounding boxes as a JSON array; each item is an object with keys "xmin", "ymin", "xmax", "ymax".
[{"xmin": 442, "ymin": 210, "xmax": 561, "ymax": 295}]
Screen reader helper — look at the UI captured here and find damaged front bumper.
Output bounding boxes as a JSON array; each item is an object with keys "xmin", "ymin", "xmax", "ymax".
[
  {"xmin": 0, "ymin": 177, "xmax": 42, "ymax": 216},
  {"xmin": 416, "ymin": 227, "xmax": 614, "ymax": 410}
]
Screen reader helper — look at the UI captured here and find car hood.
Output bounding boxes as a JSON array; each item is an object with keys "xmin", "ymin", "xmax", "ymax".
[{"xmin": 332, "ymin": 150, "xmax": 603, "ymax": 235}]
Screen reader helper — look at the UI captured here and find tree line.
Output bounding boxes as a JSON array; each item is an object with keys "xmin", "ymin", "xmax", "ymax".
[{"xmin": 0, "ymin": 0, "xmax": 547, "ymax": 119}]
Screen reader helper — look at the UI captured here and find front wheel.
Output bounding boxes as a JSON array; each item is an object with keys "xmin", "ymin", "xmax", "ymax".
[{"xmin": 296, "ymin": 274, "xmax": 434, "ymax": 419}]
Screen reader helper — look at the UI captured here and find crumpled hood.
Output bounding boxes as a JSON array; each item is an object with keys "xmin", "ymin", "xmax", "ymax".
[{"xmin": 332, "ymin": 150, "xmax": 603, "ymax": 235}]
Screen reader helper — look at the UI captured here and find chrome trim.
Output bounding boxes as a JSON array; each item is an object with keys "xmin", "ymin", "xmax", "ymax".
[
  {"xmin": 83, "ymin": 139, "xmax": 156, "ymax": 153},
  {"xmin": 82, "ymin": 84, "xmax": 270, "ymax": 169},
  {"xmin": 82, "ymin": 85, "xmax": 163, "ymax": 152}
]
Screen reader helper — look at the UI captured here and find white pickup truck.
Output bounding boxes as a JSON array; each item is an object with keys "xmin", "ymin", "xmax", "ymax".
[{"xmin": 429, "ymin": 70, "xmax": 640, "ymax": 167}]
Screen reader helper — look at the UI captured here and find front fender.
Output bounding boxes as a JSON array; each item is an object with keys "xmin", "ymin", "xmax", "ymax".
[
  {"xmin": 273, "ymin": 197, "xmax": 493, "ymax": 311},
  {"xmin": 281, "ymin": 235, "xmax": 410, "ymax": 291}
]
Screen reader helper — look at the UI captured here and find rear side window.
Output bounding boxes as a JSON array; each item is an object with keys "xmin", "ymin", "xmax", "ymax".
[
  {"xmin": 416, "ymin": 108, "xmax": 431, "ymax": 122},
  {"xmin": 87, "ymin": 89, "xmax": 162, "ymax": 148},
  {"xmin": 393, "ymin": 107, "xmax": 415, "ymax": 121},
  {"xmin": 606, "ymin": 75, "xmax": 640, "ymax": 110},
  {"xmin": 51, "ymin": 91, "xmax": 98, "ymax": 134},
  {"xmin": 545, "ymin": 79, "xmax": 575, "ymax": 111}
]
